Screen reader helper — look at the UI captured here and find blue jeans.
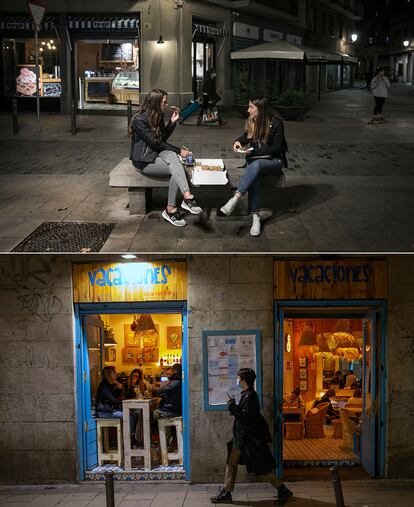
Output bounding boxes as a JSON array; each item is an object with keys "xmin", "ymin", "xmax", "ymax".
[{"xmin": 237, "ymin": 158, "xmax": 284, "ymax": 213}]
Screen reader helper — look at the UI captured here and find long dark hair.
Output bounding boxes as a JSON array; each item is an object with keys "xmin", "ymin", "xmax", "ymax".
[
  {"xmin": 130, "ymin": 368, "xmax": 143, "ymax": 383},
  {"xmin": 245, "ymin": 96, "xmax": 272, "ymax": 142},
  {"xmin": 130, "ymin": 88, "xmax": 167, "ymax": 140}
]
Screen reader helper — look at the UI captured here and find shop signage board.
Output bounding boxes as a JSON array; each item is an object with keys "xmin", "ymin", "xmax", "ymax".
[
  {"xmin": 274, "ymin": 259, "xmax": 387, "ymax": 300},
  {"xmin": 73, "ymin": 261, "xmax": 187, "ymax": 303}
]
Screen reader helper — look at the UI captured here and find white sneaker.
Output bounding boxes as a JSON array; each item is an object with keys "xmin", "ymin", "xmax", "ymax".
[
  {"xmin": 250, "ymin": 213, "xmax": 261, "ymax": 236},
  {"xmin": 220, "ymin": 195, "xmax": 239, "ymax": 216}
]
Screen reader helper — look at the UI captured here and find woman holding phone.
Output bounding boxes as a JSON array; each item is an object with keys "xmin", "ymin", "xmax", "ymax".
[
  {"xmin": 219, "ymin": 96, "xmax": 288, "ymax": 237},
  {"xmin": 130, "ymin": 89, "xmax": 203, "ymax": 227}
]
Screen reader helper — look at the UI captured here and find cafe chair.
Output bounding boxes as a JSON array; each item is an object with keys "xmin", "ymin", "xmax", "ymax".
[
  {"xmin": 96, "ymin": 418, "xmax": 123, "ymax": 467},
  {"xmin": 332, "ymin": 418, "xmax": 343, "ymax": 438},
  {"xmin": 304, "ymin": 402, "xmax": 329, "ymax": 438},
  {"xmin": 158, "ymin": 416, "xmax": 183, "ymax": 466},
  {"xmin": 339, "ymin": 407, "xmax": 359, "ymax": 450},
  {"xmin": 284, "ymin": 421, "xmax": 304, "ymax": 439}
]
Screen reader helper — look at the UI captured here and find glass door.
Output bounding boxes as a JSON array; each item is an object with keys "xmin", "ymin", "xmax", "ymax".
[
  {"xmin": 82, "ymin": 314, "xmax": 104, "ymax": 470},
  {"xmin": 2, "ymin": 39, "xmax": 16, "ymax": 97},
  {"xmin": 192, "ymin": 39, "xmax": 215, "ymax": 99}
]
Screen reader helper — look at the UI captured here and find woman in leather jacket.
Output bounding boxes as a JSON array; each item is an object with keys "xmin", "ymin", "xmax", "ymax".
[
  {"xmin": 219, "ymin": 96, "xmax": 288, "ymax": 237},
  {"xmin": 130, "ymin": 89, "xmax": 203, "ymax": 227}
]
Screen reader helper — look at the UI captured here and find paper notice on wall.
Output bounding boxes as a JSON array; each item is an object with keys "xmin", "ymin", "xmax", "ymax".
[{"xmin": 207, "ymin": 334, "xmax": 257, "ymax": 405}]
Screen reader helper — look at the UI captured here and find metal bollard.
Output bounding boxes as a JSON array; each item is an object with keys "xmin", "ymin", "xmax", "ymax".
[
  {"xmin": 330, "ymin": 466, "xmax": 345, "ymax": 507},
  {"xmin": 104, "ymin": 472, "xmax": 115, "ymax": 507},
  {"xmin": 12, "ymin": 98, "xmax": 19, "ymax": 135},
  {"xmin": 127, "ymin": 99, "xmax": 132, "ymax": 132},
  {"xmin": 71, "ymin": 99, "xmax": 77, "ymax": 135}
]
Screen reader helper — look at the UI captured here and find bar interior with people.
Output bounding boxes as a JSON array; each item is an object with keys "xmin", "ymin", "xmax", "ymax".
[{"xmin": 283, "ymin": 319, "xmax": 364, "ymax": 466}]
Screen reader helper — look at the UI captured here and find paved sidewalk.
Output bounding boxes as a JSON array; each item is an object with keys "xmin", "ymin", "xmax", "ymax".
[
  {"xmin": 0, "ymin": 480, "xmax": 413, "ymax": 507},
  {"xmin": 0, "ymin": 85, "xmax": 413, "ymax": 252}
]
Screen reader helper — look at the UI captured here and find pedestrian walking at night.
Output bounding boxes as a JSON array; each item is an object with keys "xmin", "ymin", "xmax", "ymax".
[
  {"xmin": 370, "ymin": 67, "xmax": 390, "ymax": 123},
  {"xmin": 210, "ymin": 368, "xmax": 293, "ymax": 505},
  {"xmin": 219, "ymin": 96, "xmax": 288, "ymax": 236},
  {"xmin": 130, "ymin": 88, "xmax": 203, "ymax": 227},
  {"xmin": 197, "ymin": 68, "xmax": 223, "ymax": 126}
]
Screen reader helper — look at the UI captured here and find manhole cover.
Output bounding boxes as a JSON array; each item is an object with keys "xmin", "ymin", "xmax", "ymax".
[{"xmin": 12, "ymin": 222, "xmax": 114, "ymax": 253}]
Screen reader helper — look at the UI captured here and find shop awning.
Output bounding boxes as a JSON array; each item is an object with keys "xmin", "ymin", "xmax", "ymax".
[
  {"xmin": 67, "ymin": 17, "xmax": 139, "ymax": 30},
  {"xmin": 231, "ymin": 40, "xmax": 305, "ymax": 60},
  {"xmin": 230, "ymin": 40, "xmax": 352, "ymax": 63},
  {"xmin": 0, "ymin": 15, "xmax": 57, "ymax": 31},
  {"xmin": 339, "ymin": 52, "xmax": 358, "ymax": 64}
]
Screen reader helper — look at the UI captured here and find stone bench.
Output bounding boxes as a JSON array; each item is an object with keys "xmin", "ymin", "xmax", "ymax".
[{"xmin": 109, "ymin": 157, "xmax": 285, "ymax": 215}]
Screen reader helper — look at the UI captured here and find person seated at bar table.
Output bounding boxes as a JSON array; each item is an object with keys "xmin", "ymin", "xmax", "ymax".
[
  {"xmin": 96, "ymin": 366, "xmax": 139, "ymax": 447},
  {"xmin": 315, "ymin": 388, "xmax": 339, "ymax": 421},
  {"xmin": 125, "ymin": 368, "xmax": 146, "ymax": 399},
  {"xmin": 153, "ymin": 363, "xmax": 182, "ymax": 419},
  {"xmin": 284, "ymin": 387, "xmax": 304, "ymax": 407},
  {"xmin": 346, "ymin": 388, "xmax": 362, "ymax": 409}
]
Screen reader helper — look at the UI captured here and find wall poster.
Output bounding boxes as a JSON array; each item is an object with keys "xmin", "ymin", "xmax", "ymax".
[{"xmin": 202, "ymin": 329, "xmax": 262, "ymax": 411}]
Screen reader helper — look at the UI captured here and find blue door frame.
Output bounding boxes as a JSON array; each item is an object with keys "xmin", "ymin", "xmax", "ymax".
[
  {"xmin": 274, "ymin": 299, "xmax": 387, "ymax": 479},
  {"xmin": 74, "ymin": 301, "xmax": 190, "ymax": 481}
]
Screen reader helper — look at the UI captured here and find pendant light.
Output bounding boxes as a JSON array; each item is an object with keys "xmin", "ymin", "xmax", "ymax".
[{"xmin": 297, "ymin": 321, "xmax": 319, "ymax": 358}]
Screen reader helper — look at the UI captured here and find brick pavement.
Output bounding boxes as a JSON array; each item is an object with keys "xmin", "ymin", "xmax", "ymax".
[
  {"xmin": 0, "ymin": 479, "xmax": 413, "ymax": 507},
  {"xmin": 0, "ymin": 85, "xmax": 413, "ymax": 252}
]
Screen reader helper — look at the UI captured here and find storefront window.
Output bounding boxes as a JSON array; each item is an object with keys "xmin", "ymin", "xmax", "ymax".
[{"xmin": 14, "ymin": 38, "xmax": 61, "ymax": 97}]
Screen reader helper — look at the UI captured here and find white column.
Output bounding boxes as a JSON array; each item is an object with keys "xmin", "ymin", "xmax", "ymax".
[{"xmin": 407, "ymin": 53, "xmax": 414, "ymax": 85}]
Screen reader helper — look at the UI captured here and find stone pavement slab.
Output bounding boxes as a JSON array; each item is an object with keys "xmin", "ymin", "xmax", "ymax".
[
  {"xmin": 0, "ymin": 480, "xmax": 414, "ymax": 507},
  {"xmin": 1, "ymin": 85, "xmax": 414, "ymax": 253}
]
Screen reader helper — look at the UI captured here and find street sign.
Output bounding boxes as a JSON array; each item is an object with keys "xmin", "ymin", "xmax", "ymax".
[{"xmin": 27, "ymin": 0, "xmax": 46, "ymax": 30}]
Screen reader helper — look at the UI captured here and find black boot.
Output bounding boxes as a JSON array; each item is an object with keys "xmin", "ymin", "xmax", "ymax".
[
  {"xmin": 210, "ymin": 488, "xmax": 233, "ymax": 504},
  {"xmin": 275, "ymin": 484, "xmax": 293, "ymax": 505}
]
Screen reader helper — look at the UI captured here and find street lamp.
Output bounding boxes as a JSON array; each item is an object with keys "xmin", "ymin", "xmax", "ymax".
[
  {"xmin": 403, "ymin": 40, "xmax": 410, "ymax": 47},
  {"xmin": 351, "ymin": 33, "xmax": 358, "ymax": 43}
]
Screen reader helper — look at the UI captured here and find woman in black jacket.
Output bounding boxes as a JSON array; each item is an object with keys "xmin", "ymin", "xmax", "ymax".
[
  {"xmin": 130, "ymin": 88, "xmax": 203, "ymax": 227},
  {"xmin": 211, "ymin": 368, "xmax": 293, "ymax": 505},
  {"xmin": 220, "ymin": 96, "xmax": 288, "ymax": 236}
]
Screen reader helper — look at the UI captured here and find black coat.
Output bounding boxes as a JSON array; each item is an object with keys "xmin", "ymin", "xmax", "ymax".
[
  {"xmin": 155, "ymin": 373, "xmax": 182, "ymax": 416},
  {"xmin": 130, "ymin": 111, "xmax": 181, "ymax": 169},
  {"xmin": 96, "ymin": 378, "xmax": 122, "ymax": 413},
  {"xmin": 227, "ymin": 387, "xmax": 276, "ymax": 475},
  {"xmin": 236, "ymin": 116, "xmax": 288, "ymax": 168}
]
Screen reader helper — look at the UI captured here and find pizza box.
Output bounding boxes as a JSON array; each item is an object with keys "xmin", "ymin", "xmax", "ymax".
[{"xmin": 191, "ymin": 159, "xmax": 228, "ymax": 186}]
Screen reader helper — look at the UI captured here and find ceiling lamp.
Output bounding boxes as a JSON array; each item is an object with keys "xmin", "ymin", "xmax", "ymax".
[
  {"xmin": 330, "ymin": 320, "xmax": 361, "ymax": 360},
  {"xmin": 135, "ymin": 314, "xmax": 157, "ymax": 335},
  {"xmin": 298, "ymin": 321, "xmax": 319, "ymax": 358}
]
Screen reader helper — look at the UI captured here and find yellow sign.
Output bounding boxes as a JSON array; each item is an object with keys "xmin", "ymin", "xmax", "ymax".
[
  {"xmin": 274, "ymin": 259, "xmax": 387, "ymax": 300},
  {"xmin": 73, "ymin": 261, "xmax": 187, "ymax": 303}
]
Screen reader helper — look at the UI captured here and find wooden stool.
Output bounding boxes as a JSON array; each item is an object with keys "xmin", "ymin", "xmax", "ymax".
[
  {"xmin": 96, "ymin": 418, "xmax": 123, "ymax": 466},
  {"xmin": 158, "ymin": 417, "xmax": 183, "ymax": 466},
  {"xmin": 332, "ymin": 419, "xmax": 343, "ymax": 438},
  {"xmin": 122, "ymin": 399, "xmax": 154, "ymax": 471},
  {"xmin": 285, "ymin": 422, "xmax": 304, "ymax": 440}
]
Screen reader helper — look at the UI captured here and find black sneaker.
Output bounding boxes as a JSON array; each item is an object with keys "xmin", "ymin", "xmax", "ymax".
[
  {"xmin": 181, "ymin": 197, "xmax": 203, "ymax": 215},
  {"xmin": 275, "ymin": 485, "xmax": 293, "ymax": 505},
  {"xmin": 162, "ymin": 209, "xmax": 187, "ymax": 227},
  {"xmin": 210, "ymin": 488, "xmax": 232, "ymax": 504}
]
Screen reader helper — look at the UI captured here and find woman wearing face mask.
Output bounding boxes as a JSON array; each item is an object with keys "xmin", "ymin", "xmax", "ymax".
[
  {"xmin": 210, "ymin": 368, "xmax": 293, "ymax": 505},
  {"xmin": 130, "ymin": 88, "xmax": 203, "ymax": 227},
  {"xmin": 219, "ymin": 96, "xmax": 288, "ymax": 236}
]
